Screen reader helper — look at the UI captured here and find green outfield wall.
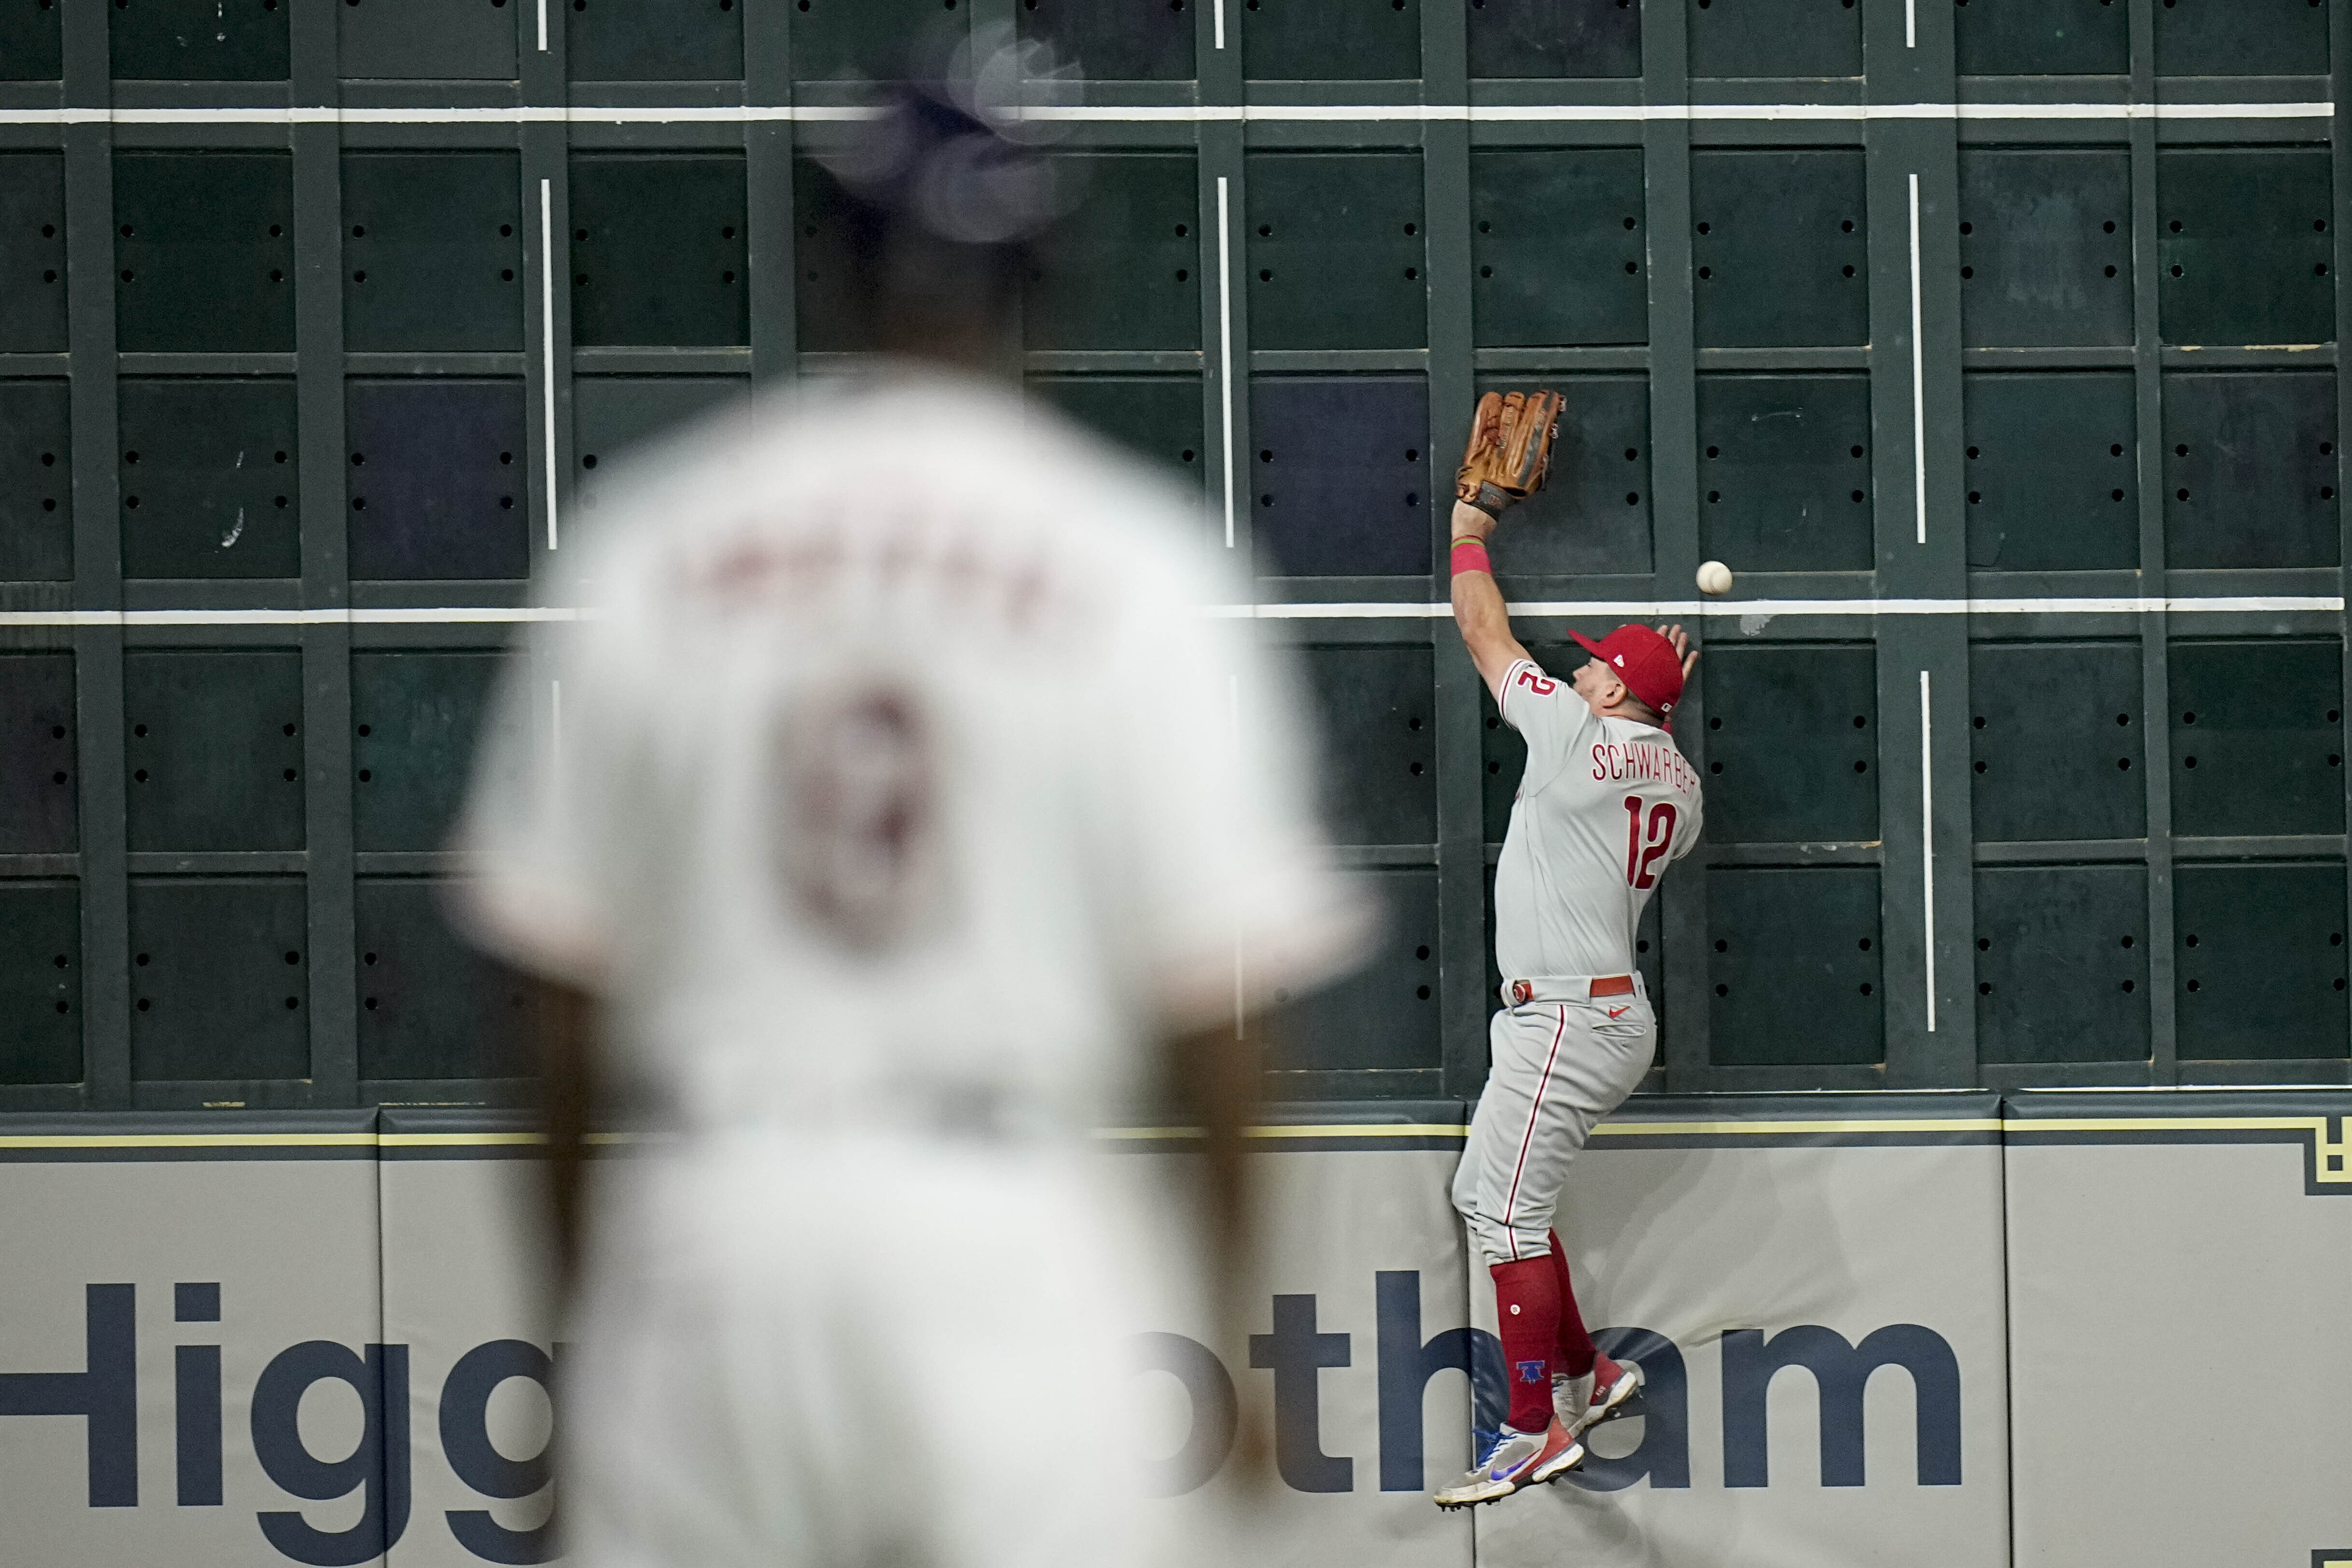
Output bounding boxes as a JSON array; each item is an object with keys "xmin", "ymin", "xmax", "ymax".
[{"xmin": 2, "ymin": 3, "xmax": 2350, "ymax": 1106}]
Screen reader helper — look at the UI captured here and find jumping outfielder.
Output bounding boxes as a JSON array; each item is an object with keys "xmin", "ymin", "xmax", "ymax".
[
  {"xmin": 1435, "ymin": 392, "xmax": 1702, "ymax": 1509},
  {"xmin": 456, "ymin": 76, "xmax": 1364, "ymax": 1568}
]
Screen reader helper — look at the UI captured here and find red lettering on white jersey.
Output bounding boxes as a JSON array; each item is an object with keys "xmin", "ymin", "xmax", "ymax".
[{"xmin": 1591, "ymin": 739, "xmax": 1696, "ymax": 793}]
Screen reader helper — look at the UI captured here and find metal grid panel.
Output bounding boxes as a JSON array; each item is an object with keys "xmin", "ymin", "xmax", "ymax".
[{"xmin": 0, "ymin": 0, "xmax": 2345, "ymax": 1110}]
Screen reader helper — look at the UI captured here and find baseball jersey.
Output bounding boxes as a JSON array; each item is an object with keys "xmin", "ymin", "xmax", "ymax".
[
  {"xmin": 1490, "ymin": 655, "xmax": 1704, "ymax": 982},
  {"xmin": 454, "ymin": 367, "xmax": 1366, "ymax": 1141}
]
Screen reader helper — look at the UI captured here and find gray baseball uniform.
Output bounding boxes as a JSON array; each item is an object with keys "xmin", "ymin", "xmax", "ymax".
[{"xmin": 1452, "ymin": 655, "xmax": 1703, "ymax": 1266}]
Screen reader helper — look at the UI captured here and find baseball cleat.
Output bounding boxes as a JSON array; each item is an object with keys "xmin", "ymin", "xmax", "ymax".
[
  {"xmin": 1433, "ymin": 1419, "xmax": 1585, "ymax": 1509},
  {"xmin": 1554, "ymin": 1355, "xmax": 1644, "ymax": 1439}
]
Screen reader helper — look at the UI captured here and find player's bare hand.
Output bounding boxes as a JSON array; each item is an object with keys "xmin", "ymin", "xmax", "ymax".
[
  {"xmin": 1451, "ymin": 500, "xmax": 1498, "ymax": 542},
  {"xmin": 1658, "ymin": 621, "xmax": 1698, "ymax": 680}
]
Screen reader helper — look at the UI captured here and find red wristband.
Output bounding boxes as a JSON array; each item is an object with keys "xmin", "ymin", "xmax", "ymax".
[{"xmin": 1450, "ymin": 537, "xmax": 1492, "ymax": 576}]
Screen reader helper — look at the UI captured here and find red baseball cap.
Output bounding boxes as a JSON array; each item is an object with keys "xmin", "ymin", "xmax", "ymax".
[{"xmin": 1568, "ymin": 624, "xmax": 1685, "ymax": 721}]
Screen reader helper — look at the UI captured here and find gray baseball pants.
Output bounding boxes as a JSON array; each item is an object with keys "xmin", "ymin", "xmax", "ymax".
[{"xmin": 1451, "ymin": 976, "xmax": 1656, "ymax": 1268}]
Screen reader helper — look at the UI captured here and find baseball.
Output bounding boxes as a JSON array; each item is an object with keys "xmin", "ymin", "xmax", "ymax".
[{"xmin": 1696, "ymin": 559, "xmax": 1735, "ymax": 597}]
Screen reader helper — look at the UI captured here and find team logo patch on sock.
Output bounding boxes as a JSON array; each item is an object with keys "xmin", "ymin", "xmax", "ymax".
[{"xmin": 1515, "ymin": 1359, "xmax": 1547, "ymax": 1385}]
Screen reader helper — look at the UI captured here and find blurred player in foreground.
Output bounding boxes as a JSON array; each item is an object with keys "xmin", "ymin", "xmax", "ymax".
[
  {"xmin": 1434, "ymin": 393, "xmax": 1703, "ymax": 1509},
  {"xmin": 454, "ymin": 48, "xmax": 1365, "ymax": 1568}
]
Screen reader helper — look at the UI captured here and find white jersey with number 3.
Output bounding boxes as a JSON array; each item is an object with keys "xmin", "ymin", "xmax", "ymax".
[
  {"xmin": 1491, "ymin": 655, "xmax": 1703, "ymax": 981},
  {"xmin": 449, "ymin": 369, "xmax": 1367, "ymax": 1568}
]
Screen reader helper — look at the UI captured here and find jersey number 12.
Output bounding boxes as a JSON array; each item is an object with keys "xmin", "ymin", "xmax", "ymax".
[{"xmin": 1623, "ymin": 796, "xmax": 1677, "ymax": 889}]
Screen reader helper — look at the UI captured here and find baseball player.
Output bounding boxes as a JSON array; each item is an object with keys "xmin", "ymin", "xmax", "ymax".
[
  {"xmin": 1433, "ymin": 392, "xmax": 1702, "ymax": 1509},
  {"xmin": 455, "ymin": 74, "xmax": 1365, "ymax": 1568}
]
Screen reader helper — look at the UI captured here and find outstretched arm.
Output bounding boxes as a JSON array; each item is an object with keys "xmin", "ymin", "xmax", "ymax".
[{"xmin": 1450, "ymin": 500, "xmax": 1531, "ymax": 703}]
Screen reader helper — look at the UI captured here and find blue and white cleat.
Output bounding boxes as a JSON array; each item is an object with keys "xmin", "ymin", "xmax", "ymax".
[
  {"xmin": 1554, "ymin": 1355, "xmax": 1644, "ymax": 1439},
  {"xmin": 1433, "ymin": 1419, "xmax": 1586, "ymax": 1509}
]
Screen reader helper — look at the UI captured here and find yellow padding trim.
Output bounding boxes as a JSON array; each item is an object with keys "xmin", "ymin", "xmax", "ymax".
[
  {"xmin": 3, "ymin": 1116, "xmax": 2338, "ymax": 1168},
  {"xmin": 378, "ymin": 1132, "xmax": 538, "ymax": 1147},
  {"xmin": 0, "ymin": 1132, "xmax": 378, "ymax": 1150},
  {"xmin": 2004, "ymin": 1116, "xmax": 2327, "ymax": 1133},
  {"xmin": 0, "ymin": 1130, "xmax": 635, "ymax": 1151},
  {"xmin": 2005, "ymin": 1114, "xmax": 2352, "ymax": 1187},
  {"xmin": 1118, "ymin": 1118, "xmax": 2000, "ymax": 1141},
  {"xmin": 0, "ymin": 1120, "xmax": 1991, "ymax": 1150},
  {"xmin": 1099, "ymin": 1124, "xmax": 1473, "ymax": 1141},
  {"xmin": 1594, "ymin": 1119, "xmax": 2003, "ymax": 1138},
  {"xmin": 379, "ymin": 1131, "xmax": 636, "ymax": 1147}
]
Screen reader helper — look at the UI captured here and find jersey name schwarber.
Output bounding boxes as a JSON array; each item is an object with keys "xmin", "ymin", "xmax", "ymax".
[
  {"xmin": 1490, "ymin": 656, "xmax": 1704, "ymax": 984},
  {"xmin": 1589, "ymin": 735, "xmax": 1701, "ymax": 794}
]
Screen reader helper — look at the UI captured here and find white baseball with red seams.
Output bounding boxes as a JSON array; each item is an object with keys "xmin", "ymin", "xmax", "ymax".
[{"xmin": 1452, "ymin": 654, "xmax": 1705, "ymax": 1268}]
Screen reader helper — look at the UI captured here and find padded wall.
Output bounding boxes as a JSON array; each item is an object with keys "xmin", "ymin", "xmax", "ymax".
[
  {"xmin": 0, "ymin": 1114, "xmax": 382, "ymax": 1567},
  {"xmin": 1472, "ymin": 1094, "xmax": 2008, "ymax": 1568},
  {"xmin": 378, "ymin": 1112, "xmax": 558, "ymax": 1568},
  {"xmin": 2003, "ymin": 1090, "xmax": 2352, "ymax": 1567},
  {"xmin": 9, "ymin": 1096, "xmax": 2335, "ymax": 1567}
]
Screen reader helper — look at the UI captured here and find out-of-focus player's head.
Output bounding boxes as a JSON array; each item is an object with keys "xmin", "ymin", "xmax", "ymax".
[
  {"xmin": 808, "ymin": 28, "xmax": 1080, "ymax": 373},
  {"xmin": 1566, "ymin": 622, "xmax": 1685, "ymax": 725}
]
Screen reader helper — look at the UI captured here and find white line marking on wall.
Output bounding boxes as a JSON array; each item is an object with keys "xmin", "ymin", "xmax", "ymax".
[
  {"xmin": 536, "ymin": 0, "xmax": 547, "ymax": 51},
  {"xmin": 0, "ymin": 102, "xmax": 2328, "ymax": 127},
  {"xmin": 1908, "ymin": 173, "xmax": 1927, "ymax": 547},
  {"xmin": 2, "ymin": 595, "xmax": 2335, "ymax": 630},
  {"xmin": 1919, "ymin": 669, "xmax": 1935, "ymax": 1032},
  {"xmin": 1204, "ymin": 594, "xmax": 2348, "ymax": 621},
  {"xmin": 1217, "ymin": 175, "xmax": 1236, "ymax": 551},
  {"xmin": 0, "ymin": 609, "xmax": 589, "ymax": 627},
  {"xmin": 541, "ymin": 179, "xmax": 559, "ymax": 553},
  {"xmin": 1215, "ymin": 0, "xmax": 1226, "ymax": 50},
  {"xmin": 1905, "ymin": 0, "xmax": 1916, "ymax": 47}
]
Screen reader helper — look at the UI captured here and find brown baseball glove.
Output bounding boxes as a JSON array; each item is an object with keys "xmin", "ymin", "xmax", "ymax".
[{"xmin": 1455, "ymin": 389, "xmax": 1564, "ymax": 520}]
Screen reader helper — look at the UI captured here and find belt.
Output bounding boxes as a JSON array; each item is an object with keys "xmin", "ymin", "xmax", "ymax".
[{"xmin": 1502, "ymin": 974, "xmax": 1637, "ymax": 1007}]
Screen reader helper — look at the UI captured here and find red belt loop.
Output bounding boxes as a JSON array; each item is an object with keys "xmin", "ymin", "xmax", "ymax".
[{"xmin": 1589, "ymin": 974, "xmax": 1636, "ymax": 999}]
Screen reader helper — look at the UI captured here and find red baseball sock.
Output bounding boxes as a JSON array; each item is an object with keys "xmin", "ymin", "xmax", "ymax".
[
  {"xmin": 1547, "ymin": 1230, "xmax": 1597, "ymax": 1379},
  {"xmin": 1490, "ymin": 1257, "xmax": 1560, "ymax": 1433}
]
